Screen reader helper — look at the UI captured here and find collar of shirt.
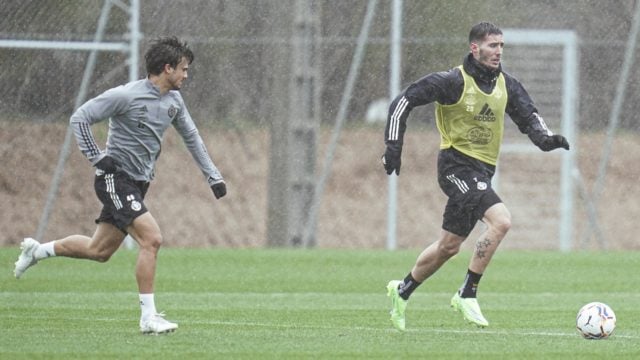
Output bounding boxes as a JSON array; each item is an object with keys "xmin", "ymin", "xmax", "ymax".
[
  {"xmin": 144, "ymin": 78, "xmax": 162, "ymax": 96},
  {"xmin": 463, "ymin": 53, "xmax": 501, "ymax": 85}
]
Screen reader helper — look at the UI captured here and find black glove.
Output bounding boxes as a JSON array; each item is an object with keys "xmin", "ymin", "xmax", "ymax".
[
  {"xmin": 382, "ymin": 146, "xmax": 402, "ymax": 175},
  {"xmin": 94, "ymin": 156, "xmax": 118, "ymax": 173},
  {"xmin": 536, "ymin": 135, "xmax": 570, "ymax": 152},
  {"xmin": 211, "ymin": 181, "xmax": 227, "ymax": 199}
]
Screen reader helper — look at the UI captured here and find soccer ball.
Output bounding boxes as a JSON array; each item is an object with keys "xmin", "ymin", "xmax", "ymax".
[{"xmin": 575, "ymin": 302, "xmax": 616, "ymax": 339}]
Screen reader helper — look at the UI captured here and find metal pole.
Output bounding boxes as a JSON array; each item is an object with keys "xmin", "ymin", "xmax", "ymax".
[
  {"xmin": 288, "ymin": 0, "xmax": 318, "ymax": 246},
  {"xmin": 301, "ymin": 0, "xmax": 378, "ymax": 247},
  {"xmin": 583, "ymin": 2, "xmax": 640, "ymax": 249},
  {"xmin": 386, "ymin": 0, "xmax": 402, "ymax": 250},
  {"xmin": 128, "ymin": 0, "xmax": 141, "ymax": 82},
  {"xmin": 558, "ymin": 31, "xmax": 578, "ymax": 252},
  {"xmin": 35, "ymin": 0, "xmax": 114, "ymax": 241},
  {"xmin": 123, "ymin": 0, "xmax": 141, "ymax": 249},
  {"xmin": 592, "ymin": 0, "xmax": 640, "ymax": 201},
  {"xmin": 0, "ymin": 40, "xmax": 128, "ymax": 51}
]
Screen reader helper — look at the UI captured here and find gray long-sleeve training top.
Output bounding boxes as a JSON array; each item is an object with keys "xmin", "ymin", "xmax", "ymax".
[{"xmin": 70, "ymin": 78, "xmax": 223, "ymax": 185}]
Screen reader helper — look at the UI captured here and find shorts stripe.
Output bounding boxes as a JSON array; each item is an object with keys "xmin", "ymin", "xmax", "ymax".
[
  {"xmin": 105, "ymin": 174, "xmax": 123, "ymax": 210},
  {"xmin": 447, "ymin": 174, "xmax": 469, "ymax": 193}
]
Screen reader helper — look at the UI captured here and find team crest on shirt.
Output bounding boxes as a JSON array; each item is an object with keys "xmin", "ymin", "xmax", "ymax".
[
  {"xmin": 168, "ymin": 105, "xmax": 177, "ymax": 119},
  {"xmin": 477, "ymin": 181, "xmax": 487, "ymax": 190}
]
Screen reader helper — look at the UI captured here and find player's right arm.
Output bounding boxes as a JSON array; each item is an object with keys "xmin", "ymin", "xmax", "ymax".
[
  {"xmin": 69, "ymin": 87, "xmax": 130, "ymax": 166},
  {"xmin": 383, "ymin": 68, "xmax": 462, "ymax": 175}
]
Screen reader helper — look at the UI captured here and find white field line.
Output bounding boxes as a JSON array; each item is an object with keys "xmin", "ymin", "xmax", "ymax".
[
  {"xmin": 188, "ymin": 319, "xmax": 640, "ymax": 340},
  {"xmin": 3, "ymin": 291, "xmax": 640, "ymax": 297},
  {"xmin": 1, "ymin": 312, "xmax": 638, "ymax": 340},
  {"xmin": 2, "ymin": 292, "xmax": 639, "ymax": 339}
]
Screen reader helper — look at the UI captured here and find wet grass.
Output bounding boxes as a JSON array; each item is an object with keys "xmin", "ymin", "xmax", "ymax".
[{"xmin": 1, "ymin": 248, "xmax": 639, "ymax": 359}]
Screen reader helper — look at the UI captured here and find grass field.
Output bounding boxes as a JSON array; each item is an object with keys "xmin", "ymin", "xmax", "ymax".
[{"xmin": 1, "ymin": 247, "xmax": 639, "ymax": 359}]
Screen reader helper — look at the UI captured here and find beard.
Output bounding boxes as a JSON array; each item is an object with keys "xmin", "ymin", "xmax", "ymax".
[{"xmin": 478, "ymin": 50, "xmax": 499, "ymax": 69}]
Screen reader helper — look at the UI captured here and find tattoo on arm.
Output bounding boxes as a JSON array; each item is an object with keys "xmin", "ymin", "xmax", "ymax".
[{"xmin": 475, "ymin": 238, "xmax": 493, "ymax": 259}]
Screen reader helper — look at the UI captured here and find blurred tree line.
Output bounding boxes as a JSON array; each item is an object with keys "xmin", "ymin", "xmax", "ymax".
[{"xmin": 0, "ymin": 0, "xmax": 638, "ymax": 131}]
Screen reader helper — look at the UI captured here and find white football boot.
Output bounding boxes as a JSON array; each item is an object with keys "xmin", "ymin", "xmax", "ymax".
[
  {"xmin": 14, "ymin": 237, "xmax": 40, "ymax": 279},
  {"xmin": 140, "ymin": 313, "xmax": 178, "ymax": 335}
]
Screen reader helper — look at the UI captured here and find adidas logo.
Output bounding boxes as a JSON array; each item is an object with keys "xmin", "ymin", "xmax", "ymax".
[{"xmin": 474, "ymin": 103, "xmax": 496, "ymax": 122}]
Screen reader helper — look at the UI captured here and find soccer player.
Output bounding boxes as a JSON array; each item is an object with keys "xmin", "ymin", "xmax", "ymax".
[
  {"xmin": 382, "ymin": 22, "xmax": 569, "ymax": 331},
  {"xmin": 13, "ymin": 36, "xmax": 227, "ymax": 334}
]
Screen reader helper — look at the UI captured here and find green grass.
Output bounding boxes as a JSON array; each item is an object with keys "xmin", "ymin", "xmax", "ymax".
[{"xmin": 1, "ymin": 248, "xmax": 639, "ymax": 359}]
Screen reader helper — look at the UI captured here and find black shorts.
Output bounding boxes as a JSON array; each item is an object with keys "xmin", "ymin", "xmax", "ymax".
[
  {"xmin": 94, "ymin": 170, "xmax": 149, "ymax": 233},
  {"xmin": 437, "ymin": 148, "xmax": 502, "ymax": 237}
]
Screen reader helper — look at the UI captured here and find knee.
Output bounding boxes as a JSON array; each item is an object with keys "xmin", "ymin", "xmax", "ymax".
[
  {"xmin": 139, "ymin": 233, "xmax": 163, "ymax": 252},
  {"xmin": 485, "ymin": 204, "xmax": 512, "ymax": 237},
  {"xmin": 93, "ymin": 249, "xmax": 114, "ymax": 263},
  {"xmin": 438, "ymin": 239, "xmax": 461, "ymax": 259},
  {"xmin": 491, "ymin": 216, "xmax": 512, "ymax": 236}
]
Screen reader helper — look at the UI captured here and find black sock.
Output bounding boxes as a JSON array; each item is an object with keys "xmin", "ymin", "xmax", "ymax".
[
  {"xmin": 398, "ymin": 272, "xmax": 421, "ymax": 300},
  {"xmin": 459, "ymin": 269, "xmax": 482, "ymax": 298}
]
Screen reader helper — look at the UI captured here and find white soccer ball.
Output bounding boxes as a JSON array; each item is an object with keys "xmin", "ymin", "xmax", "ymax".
[{"xmin": 576, "ymin": 302, "xmax": 616, "ymax": 339}]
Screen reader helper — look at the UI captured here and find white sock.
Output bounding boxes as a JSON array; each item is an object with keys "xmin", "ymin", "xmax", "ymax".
[
  {"xmin": 34, "ymin": 241, "xmax": 56, "ymax": 260},
  {"xmin": 139, "ymin": 293, "xmax": 157, "ymax": 320}
]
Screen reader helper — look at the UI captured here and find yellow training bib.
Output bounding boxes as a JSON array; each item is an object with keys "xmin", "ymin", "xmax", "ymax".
[{"xmin": 435, "ymin": 66, "xmax": 507, "ymax": 165}]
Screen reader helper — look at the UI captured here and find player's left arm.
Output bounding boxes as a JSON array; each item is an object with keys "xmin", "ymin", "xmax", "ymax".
[
  {"xmin": 504, "ymin": 74, "xmax": 570, "ymax": 152},
  {"xmin": 173, "ymin": 97, "xmax": 226, "ymax": 199}
]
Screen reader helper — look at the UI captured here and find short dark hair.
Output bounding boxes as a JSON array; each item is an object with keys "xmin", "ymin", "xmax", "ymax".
[
  {"xmin": 144, "ymin": 36, "xmax": 194, "ymax": 76},
  {"xmin": 468, "ymin": 22, "xmax": 502, "ymax": 44}
]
